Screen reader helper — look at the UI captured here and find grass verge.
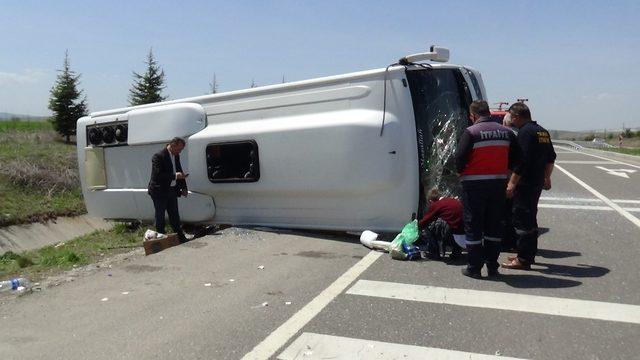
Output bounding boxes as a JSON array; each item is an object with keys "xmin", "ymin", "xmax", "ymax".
[
  {"xmin": 0, "ymin": 120, "xmax": 52, "ymax": 132},
  {"xmin": 0, "ymin": 223, "xmax": 144, "ymax": 281},
  {"xmin": 600, "ymin": 147, "xmax": 640, "ymax": 156},
  {"xmin": 0, "ymin": 120, "xmax": 85, "ymax": 226}
]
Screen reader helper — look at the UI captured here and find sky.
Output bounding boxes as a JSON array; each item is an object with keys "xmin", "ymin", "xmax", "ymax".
[{"xmin": 1, "ymin": 0, "xmax": 638, "ymax": 131}]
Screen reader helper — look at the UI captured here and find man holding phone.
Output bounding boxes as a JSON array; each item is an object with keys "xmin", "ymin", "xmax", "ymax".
[{"xmin": 148, "ymin": 137, "xmax": 190, "ymax": 243}]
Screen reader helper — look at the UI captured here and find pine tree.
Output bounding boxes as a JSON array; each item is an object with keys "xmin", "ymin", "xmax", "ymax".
[
  {"xmin": 48, "ymin": 50, "xmax": 88, "ymax": 143},
  {"xmin": 129, "ymin": 48, "xmax": 167, "ymax": 106},
  {"xmin": 250, "ymin": 78, "xmax": 256, "ymax": 88}
]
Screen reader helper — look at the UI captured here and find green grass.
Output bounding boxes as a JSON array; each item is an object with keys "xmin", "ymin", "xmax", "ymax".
[
  {"xmin": 0, "ymin": 180, "xmax": 85, "ymax": 226},
  {"xmin": 0, "ymin": 119, "xmax": 52, "ymax": 132},
  {"xmin": 601, "ymin": 147, "xmax": 640, "ymax": 156},
  {"xmin": 0, "ymin": 121, "xmax": 85, "ymax": 226},
  {"xmin": 0, "ymin": 223, "xmax": 145, "ymax": 281}
]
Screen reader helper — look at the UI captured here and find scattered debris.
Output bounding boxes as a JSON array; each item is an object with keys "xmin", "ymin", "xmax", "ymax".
[
  {"xmin": 204, "ymin": 283, "xmax": 212, "ymax": 287},
  {"xmin": 495, "ymin": 350, "xmax": 502, "ymax": 356},
  {"xmin": 121, "ymin": 291, "xmax": 129, "ymax": 295},
  {"xmin": 257, "ymin": 265, "xmax": 265, "ymax": 270},
  {"xmin": 54, "ymin": 242, "xmax": 66, "ymax": 248},
  {"xmin": 285, "ymin": 301, "xmax": 292, "ymax": 305},
  {"xmin": 262, "ymin": 302, "xmax": 269, "ymax": 307},
  {"xmin": 229, "ymin": 279, "xmax": 235, "ymax": 282},
  {"xmin": 101, "ymin": 297, "xmax": 108, "ymax": 302}
]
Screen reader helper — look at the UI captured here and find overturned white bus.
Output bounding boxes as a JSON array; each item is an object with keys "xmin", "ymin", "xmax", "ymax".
[{"xmin": 77, "ymin": 46, "xmax": 486, "ymax": 232}]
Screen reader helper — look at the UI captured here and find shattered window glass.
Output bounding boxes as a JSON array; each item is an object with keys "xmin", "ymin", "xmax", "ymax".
[{"xmin": 406, "ymin": 68, "xmax": 473, "ymax": 204}]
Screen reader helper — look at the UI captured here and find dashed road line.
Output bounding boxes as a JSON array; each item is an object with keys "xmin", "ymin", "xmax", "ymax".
[
  {"xmin": 555, "ymin": 160, "xmax": 616, "ymax": 164},
  {"xmin": 538, "ymin": 204, "xmax": 640, "ymax": 212},
  {"xmin": 347, "ymin": 280, "xmax": 640, "ymax": 324},
  {"xmin": 556, "ymin": 147, "xmax": 640, "ymax": 169}
]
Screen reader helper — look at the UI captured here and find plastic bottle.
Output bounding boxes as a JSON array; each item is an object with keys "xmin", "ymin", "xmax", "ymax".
[{"xmin": 0, "ymin": 278, "xmax": 31, "ymax": 294}]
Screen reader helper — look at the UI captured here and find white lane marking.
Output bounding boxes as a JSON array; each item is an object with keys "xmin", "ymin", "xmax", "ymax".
[
  {"xmin": 241, "ymin": 251, "xmax": 382, "ymax": 360},
  {"xmin": 612, "ymin": 199, "xmax": 640, "ymax": 204},
  {"xmin": 538, "ymin": 204, "xmax": 640, "ymax": 212},
  {"xmin": 554, "ymin": 164, "xmax": 640, "ymax": 229},
  {"xmin": 277, "ymin": 332, "xmax": 526, "ymax": 360},
  {"xmin": 540, "ymin": 196, "xmax": 640, "ymax": 204},
  {"xmin": 540, "ymin": 196, "xmax": 601, "ymax": 202},
  {"xmin": 347, "ymin": 280, "xmax": 640, "ymax": 325},
  {"xmin": 595, "ymin": 166, "xmax": 637, "ymax": 179},
  {"xmin": 538, "ymin": 204, "xmax": 613, "ymax": 211},
  {"xmin": 555, "ymin": 160, "xmax": 616, "ymax": 164},
  {"xmin": 539, "ymin": 197, "xmax": 640, "ymax": 204},
  {"xmin": 558, "ymin": 146, "xmax": 640, "ymax": 169}
]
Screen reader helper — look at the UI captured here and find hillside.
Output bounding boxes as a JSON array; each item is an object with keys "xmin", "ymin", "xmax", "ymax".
[{"xmin": 0, "ymin": 112, "xmax": 48, "ymax": 121}]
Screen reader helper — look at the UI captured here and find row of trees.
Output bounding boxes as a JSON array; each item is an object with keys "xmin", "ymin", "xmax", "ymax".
[
  {"xmin": 48, "ymin": 49, "xmax": 287, "ymax": 142},
  {"xmin": 50, "ymin": 49, "xmax": 218, "ymax": 142}
]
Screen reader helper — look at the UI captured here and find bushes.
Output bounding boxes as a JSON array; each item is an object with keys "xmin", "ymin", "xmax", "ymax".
[
  {"xmin": 0, "ymin": 155, "xmax": 79, "ymax": 194},
  {"xmin": 0, "ymin": 126, "xmax": 85, "ymax": 226}
]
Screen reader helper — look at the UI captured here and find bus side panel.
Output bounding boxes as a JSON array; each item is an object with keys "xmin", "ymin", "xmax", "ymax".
[{"xmin": 187, "ymin": 71, "xmax": 418, "ymax": 232}]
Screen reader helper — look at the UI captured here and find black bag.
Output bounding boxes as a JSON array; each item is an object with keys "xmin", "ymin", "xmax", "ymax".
[{"xmin": 424, "ymin": 219, "xmax": 457, "ymax": 259}]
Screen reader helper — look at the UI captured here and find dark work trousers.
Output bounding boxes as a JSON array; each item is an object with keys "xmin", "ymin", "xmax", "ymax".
[
  {"xmin": 425, "ymin": 219, "xmax": 462, "ymax": 259},
  {"xmin": 150, "ymin": 187, "xmax": 186, "ymax": 242},
  {"xmin": 502, "ymin": 197, "xmax": 517, "ymax": 250},
  {"xmin": 513, "ymin": 184, "xmax": 543, "ymax": 264},
  {"xmin": 461, "ymin": 179, "xmax": 506, "ymax": 272}
]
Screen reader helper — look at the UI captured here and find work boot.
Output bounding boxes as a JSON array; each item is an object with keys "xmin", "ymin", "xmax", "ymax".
[
  {"xmin": 461, "ymin": 267, "xmax": 482, "ymax": 279},
  {"xmin": 486, "ymin": 267, "xmax": 500, "ymax": 279}
]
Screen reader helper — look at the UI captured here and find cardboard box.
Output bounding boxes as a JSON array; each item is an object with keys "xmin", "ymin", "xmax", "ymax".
[{"xmin": 143, "ymin": 233, "xmax": 181, "ymax": 255}]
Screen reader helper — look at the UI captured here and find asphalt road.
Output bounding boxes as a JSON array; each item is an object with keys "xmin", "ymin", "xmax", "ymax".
[{"xmin": 1, "ymin": 147, "xmax": 639, "ymax": 360}]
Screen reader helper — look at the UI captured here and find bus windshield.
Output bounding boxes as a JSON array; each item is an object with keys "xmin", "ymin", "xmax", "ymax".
[{"xmin": 406, "ymin": 67, "xmax": 473, "ymax": 206}]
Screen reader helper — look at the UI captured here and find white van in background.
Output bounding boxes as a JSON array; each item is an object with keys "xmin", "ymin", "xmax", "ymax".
[{"xmin": 76, "ymin": 46, "xmax": 486, "ymax": 232}]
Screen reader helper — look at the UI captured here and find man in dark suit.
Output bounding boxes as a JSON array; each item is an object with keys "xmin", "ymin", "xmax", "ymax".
[{"xmin": 148, "ymin": 137, "xmax": 189, "ymax": 243}]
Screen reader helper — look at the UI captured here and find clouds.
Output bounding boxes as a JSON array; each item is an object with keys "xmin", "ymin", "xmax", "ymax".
[
  {"xmin": 0, "ymin": 69, "xmax": 47, "ymax": 85},
  {"xmin": 581, "ymin": 92, "xmax": 625, "ymax": 101}
]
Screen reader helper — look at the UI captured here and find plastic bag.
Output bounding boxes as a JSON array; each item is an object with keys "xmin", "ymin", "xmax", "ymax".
[
  {"xmin": 143, "ymin": 229, "xmax": 167, "ymax": 241},
  {"xmin": 389, "ymin": 220, "xmax": 420, "ymax": 260}
]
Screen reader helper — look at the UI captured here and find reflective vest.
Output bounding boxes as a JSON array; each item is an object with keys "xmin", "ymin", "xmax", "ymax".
[{"xmin": 460, "ymin": 120, "xmax": 513, "ymax": 181}]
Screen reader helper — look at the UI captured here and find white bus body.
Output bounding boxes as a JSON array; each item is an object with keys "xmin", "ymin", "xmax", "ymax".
[{"xmin": 77, "ymin": 57, "xmax": 486, "ymax": 232}]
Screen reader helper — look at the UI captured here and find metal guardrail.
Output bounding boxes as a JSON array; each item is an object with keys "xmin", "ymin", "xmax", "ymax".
[
  {"xmin": 553, "ymin": 139, "xmax": 584, "ymax": 150},
  {"xmin": 553, "ymin": 139, "xmax": 618, "ymax": 150},
  {"xmin": 573, "ymin": 140, "xmax": 617, "ymax": 149}
]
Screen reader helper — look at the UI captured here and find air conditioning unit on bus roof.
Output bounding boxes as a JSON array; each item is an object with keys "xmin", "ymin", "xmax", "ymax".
[{"xmin": 399, "ymin": 46, "xmax": 450, "ymax": 65}]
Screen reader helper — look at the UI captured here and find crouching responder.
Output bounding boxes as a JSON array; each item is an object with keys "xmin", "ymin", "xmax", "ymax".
[
  {"xmin": 455, "ymin": 101, "xmax": 521, "ymax": 279},
  {"xmin": 418, "ymin": 187, "xmax": 463, "ymax": 260}
]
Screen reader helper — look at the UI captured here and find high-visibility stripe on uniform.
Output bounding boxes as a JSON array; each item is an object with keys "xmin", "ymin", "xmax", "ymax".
[
  {"xmin": 460, "ymin": 121, "xmax": 513, "ymax": 180},
  {"xmin": 484, "ymin": 236, "xmax": 502, "ymax": 242},
  {"xmin": 473, "ymin": 140, "xmax": 510, "ymax": 148}
]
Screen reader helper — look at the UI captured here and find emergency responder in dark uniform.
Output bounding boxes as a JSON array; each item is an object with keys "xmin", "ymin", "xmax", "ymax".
[
  {"xmin": 502, "ymin": 102, "xmax": 556, "ymax": 270},
  {"xmin": 455, "ymin": 101, "xmax": 521, "ymax": 279}
]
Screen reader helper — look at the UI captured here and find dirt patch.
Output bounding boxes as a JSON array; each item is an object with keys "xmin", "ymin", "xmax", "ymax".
[
  {"xmin": 123, "ymin": 264, "xmax": 163, "ymax": 273},
  {"xmin": 295, "ymin": 250, "xmax": 338, "ymax": 259},
  {"xmin": 183, "ymin": 241, "xmax": 208, "ymax": 249}
]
